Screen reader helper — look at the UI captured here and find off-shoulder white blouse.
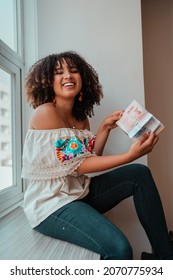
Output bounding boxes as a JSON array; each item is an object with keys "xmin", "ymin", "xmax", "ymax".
[{"xmin": 21, "ymin": 128, "xmax": 96, "ymax": 228}]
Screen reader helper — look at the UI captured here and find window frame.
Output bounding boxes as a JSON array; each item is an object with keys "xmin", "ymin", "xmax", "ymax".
[{"xmin": 0, "ymin": 0, "xmax": 24, "ymax": 216}]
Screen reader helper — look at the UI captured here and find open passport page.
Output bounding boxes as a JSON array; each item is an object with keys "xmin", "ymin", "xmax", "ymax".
[{"xmin": 116, "ymin": 100, "xmax": 165, "ymax": 141}]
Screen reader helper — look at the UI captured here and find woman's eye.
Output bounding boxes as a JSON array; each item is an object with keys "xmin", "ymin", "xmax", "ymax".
[
  {"xmin": 54, "ymin": 70, "xmax": 63, "ymax": 75},
  {"xmin": 54, "ymin": 67, "xmax": 79, "ymax": 75},
  {"xmin": 70, "ymin": 68, "xmax": 79, "ymax": 73}
]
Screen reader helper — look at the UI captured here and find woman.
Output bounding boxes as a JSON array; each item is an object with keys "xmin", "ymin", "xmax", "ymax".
[{"xmin": 22, "ymin": 51, "xmax": 173, "ymax": 259}]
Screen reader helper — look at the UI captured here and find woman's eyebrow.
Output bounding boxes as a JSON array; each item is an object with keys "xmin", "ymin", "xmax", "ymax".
[
  {"xmin": 55, "ymin": 66, "xmax": 62, "ymax": 71},
  {"xmin": 55, "ymin": 63, "xmax": 77, "ymax": 70},
  {"xmin": 67, "ymin": 64, "xmax": 77, "ymax": 68},
  {"xmin": 55, "ymin": 64, "xmax": 62, "ymax": 68}
]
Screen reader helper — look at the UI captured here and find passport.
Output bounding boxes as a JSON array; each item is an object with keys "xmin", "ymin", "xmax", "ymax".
[{"xmin": 116, "ymin": 100, "xmax": 164, "ymax": 141}]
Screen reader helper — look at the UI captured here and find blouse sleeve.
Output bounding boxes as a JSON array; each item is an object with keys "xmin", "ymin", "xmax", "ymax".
[{"xmin": 21, "ymin": 129, "xmax": 96, "ymax": 180}]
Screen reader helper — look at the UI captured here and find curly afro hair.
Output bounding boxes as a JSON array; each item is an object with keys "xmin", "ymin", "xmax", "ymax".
[{"xmin": 25, "ymin": 51, "xmax": 103, "ymax": 120}]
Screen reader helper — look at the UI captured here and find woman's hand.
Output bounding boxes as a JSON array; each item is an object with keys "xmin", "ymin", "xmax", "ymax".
[
  {"xmin": 94, "ymin": 110, "xmax": 123, "ymax": 155},
  {"xmin": 100, "ymin": 110, "xmax": 124, "ymax": 131},
  {"xmin": 128, "ymin": 132, "xmax": 159, "ymax": 161}
]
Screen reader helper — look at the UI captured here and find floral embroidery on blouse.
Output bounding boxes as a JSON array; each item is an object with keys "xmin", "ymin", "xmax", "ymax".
[{"xmin": 54, "ymin": 135, "xmax": 95, "ymax": 162}]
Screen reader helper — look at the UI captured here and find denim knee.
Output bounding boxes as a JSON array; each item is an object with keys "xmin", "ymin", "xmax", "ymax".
[
  {"xmin": 129, "ymin": 163, "xmax": 151, "ymax": 177},
  {"xmin": 102, "ymin": 236, "xmax": 133, "ymax": 260},
  {"xmin": 128, "ymin": 164, "xmax": 154, "ymax": 186}
]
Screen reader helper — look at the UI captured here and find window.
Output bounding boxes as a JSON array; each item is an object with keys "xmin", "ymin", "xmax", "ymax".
[
  {"xmin": 0, "ymin": 0, "xmax": 24, "ymax": 215},
  {"xmin": 0, "ymin": 0, "xmax": 22, "ymax": 54}
]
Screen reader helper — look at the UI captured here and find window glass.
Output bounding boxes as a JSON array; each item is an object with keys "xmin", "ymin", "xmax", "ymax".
[
  {"xmin": 0, "ymin": 0, "xmax": 17, "ymax": 52},
  {"xmin": 0, "ymin": 0, "xmax": 23, "ymax": 214},
  {"xmin": 0, "ymin": 68, "xmax": 12, "ymax": 191}
]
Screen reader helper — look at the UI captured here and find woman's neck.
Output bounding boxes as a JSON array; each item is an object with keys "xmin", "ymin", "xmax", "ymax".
[
  {"xmin": 54, "ymin": 102, "xmax": 77, "ymax": 129},
  {"xmin": 54, "ymin": 98, "xmax": 74, "ymax": 114}
]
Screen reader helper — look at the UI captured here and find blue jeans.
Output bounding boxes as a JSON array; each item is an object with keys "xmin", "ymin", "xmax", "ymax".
[{"xmin": 34, "ymin": 164, "xmax": 173, "ymax": 259}]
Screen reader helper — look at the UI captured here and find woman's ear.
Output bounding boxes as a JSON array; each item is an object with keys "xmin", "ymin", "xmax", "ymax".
[{"xmin": 78, "ymin": 92, "xmax": 83, "ymax": 102}]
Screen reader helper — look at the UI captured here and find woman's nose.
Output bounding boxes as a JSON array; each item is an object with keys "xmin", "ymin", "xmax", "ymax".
[{"xmin": 64, "ymin": 71, "xmax": 72, "ymax": 79}]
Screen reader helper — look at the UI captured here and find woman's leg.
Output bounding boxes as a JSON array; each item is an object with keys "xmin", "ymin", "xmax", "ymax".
[
  {"xmin": 34, "ymin": 200, "xmax": 133, "ymax": 260},
  {"xmin": 83, "ymin": 163, "xmax": 173, "ymax": 260}
]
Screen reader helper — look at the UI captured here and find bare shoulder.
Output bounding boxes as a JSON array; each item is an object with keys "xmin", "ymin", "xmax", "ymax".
[{"xmin": 29, "ymin": 103, "xmax": 63, "ymax": 129}]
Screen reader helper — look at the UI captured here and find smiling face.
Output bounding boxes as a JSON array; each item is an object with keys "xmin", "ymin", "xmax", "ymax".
[{"xmin": 53, "ymin": 59, "xmax": 82, "ymax": 101}]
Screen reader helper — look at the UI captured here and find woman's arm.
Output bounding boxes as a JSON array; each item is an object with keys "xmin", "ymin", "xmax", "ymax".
[
  {"xmin": 94, "ymin": 110, "xmax": 123, "ymax": 155},
  {"xmin": 77, "ymin": 132, "xmax": 158, "ymax": 174}
]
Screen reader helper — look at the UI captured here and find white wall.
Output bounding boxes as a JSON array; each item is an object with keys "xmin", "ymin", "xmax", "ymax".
[
  {"xmin": 25, "ymin": 0, "xmax": 150, "ymax": 259},
  {"xmin": 23, "ymin": 0, "xmax": 38, "ymax": 134},
  {"xmin": 37, "ymin": 0, "xmax": 146, "ymax": 156}
]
